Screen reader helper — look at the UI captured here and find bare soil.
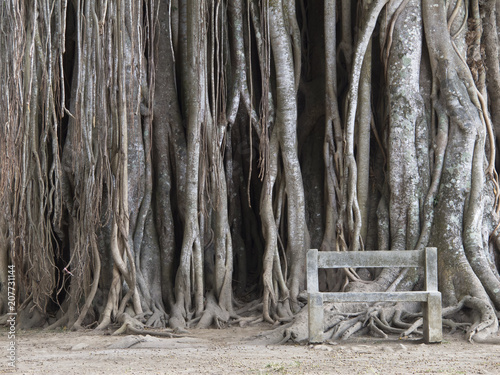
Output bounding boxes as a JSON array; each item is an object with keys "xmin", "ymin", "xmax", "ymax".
[{"xmin": 2, "ymin": 324, "xmax": 500, "ymax": 374}]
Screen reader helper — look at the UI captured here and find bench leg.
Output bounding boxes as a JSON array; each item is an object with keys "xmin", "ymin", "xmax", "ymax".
[
  {"xmin": 423, "ymin": 292, "xmax": 442, "ymax": 344},
  {"xmin": 308, "ymin": 293, "xmax": 324, "ymax": 343}
]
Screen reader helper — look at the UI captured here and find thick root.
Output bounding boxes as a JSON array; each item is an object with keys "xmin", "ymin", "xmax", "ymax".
[
  {"xmin": 195, "ymin": 292, "xmax": 231, "ymax": 329},
  {"xmin": 271, "ymin": 297, "xmax": 499, "ymax": 344},
  {"xmin": 113, "ymin": 312, "xmax": 186, "ymax": 338}
]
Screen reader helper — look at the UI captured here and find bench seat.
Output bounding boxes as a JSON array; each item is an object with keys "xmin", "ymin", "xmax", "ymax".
[{"xmin": 307, "ymin": 248, "xmax": 442, "ymax": 344}]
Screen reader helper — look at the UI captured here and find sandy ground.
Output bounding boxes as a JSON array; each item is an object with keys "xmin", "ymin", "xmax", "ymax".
[{"xmin": 1, "ymin": 324, "xmax": 500, "ymax": 375}]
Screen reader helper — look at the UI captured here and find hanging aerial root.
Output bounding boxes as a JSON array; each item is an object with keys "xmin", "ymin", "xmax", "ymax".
[
  {"xmin": 382, "ymin": 0, "xmax": 410, "ymax": 77},
  {"xmin": 71, "ymin": 242, "xmax": 101, "ymax": 330},
  {"xmin": 342, "ymin": 0, "xmax": 389, "ymax": 251}
]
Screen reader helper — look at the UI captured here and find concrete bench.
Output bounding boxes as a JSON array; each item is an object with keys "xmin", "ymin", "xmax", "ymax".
[{"xmin": 307, "ymin": 247, "xmax": 442, "ymax": 344}]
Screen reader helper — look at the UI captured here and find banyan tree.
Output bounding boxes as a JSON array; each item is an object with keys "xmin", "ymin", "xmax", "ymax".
[{"xmin": 1, "ymin": 0, "xmax": 500, "ymax": 342}]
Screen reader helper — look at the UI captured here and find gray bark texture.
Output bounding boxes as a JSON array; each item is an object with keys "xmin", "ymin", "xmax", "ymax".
[{"xmin": 1, "ymin": 0, "xmax": 499, "ymax": 342}]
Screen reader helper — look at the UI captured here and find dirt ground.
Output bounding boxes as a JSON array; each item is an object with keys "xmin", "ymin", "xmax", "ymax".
[{"xmin": 2, "ymin": 323, "xmax": 500, "ymax": 375}]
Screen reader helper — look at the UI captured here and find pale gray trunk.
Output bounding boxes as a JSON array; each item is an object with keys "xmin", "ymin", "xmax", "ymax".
[{"xmin": 269, "ymin": 0, "xmax": 308, "ymax": 308}]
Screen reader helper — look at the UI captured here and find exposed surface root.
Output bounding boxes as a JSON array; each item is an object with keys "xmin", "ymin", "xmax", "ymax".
[
  {"xmin": 18, "ymin": 301, "xmax": 48, "ymax": 330},
  {"xmin": 193, "ymin": 293, "xmax": 231, "ymax": 329},
  {"xmin": 270, "ymin": 296, "xmax": 500, "ymax": 344},
  {"xmin": 113, "ymin": 313, "xmax": 185, "ymax": 338},
  {"xmin": 230, "ymin": 316, "xmax": 264, "ymax": 327}
]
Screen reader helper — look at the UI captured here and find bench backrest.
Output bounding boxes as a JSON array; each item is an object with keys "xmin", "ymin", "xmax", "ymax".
[{"xmin": 307, "ymin": 248, "xmax": 438, "ymax": 293}]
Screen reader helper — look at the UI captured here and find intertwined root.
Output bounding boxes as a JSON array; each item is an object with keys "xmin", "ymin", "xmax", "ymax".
[
  {"xmin": 113, "ymin": 312, "xmax": 184, "ymax": 338},
  {"xmin": 270, "ymin": 296, "xmax": 500, "ymax": 344}
]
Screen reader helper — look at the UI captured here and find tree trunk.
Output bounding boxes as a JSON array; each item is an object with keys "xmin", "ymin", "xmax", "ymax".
[{"xmin": 2, "ymin": 0, "xmax": 500, "ymax": 342}]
